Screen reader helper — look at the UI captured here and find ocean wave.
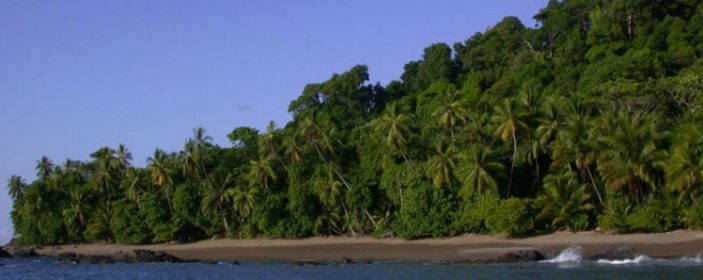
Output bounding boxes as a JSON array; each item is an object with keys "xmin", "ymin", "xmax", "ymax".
[
  {"xmin": 542, "ymin": 246, "xmax": 583, "ymax": 264},
  {"xmin": 596, "ymin": 255, "xmax": 650, "ymax": 265},
  {"xmin": 679, "ymin": 254, "xmax": 702, "ymax": 264}
]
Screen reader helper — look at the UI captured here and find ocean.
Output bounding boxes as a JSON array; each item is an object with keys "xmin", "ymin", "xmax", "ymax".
[{"xmin": 2, "ymin": 248, "xmax": 703, "ymax": 280}]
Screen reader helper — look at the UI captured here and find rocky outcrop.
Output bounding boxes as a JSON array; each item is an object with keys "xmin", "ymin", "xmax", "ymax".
[
  {"xmin": 2, "ymin": 245, "xmax": 38, "ymax": 258},
  {"xmin": 0, "ymin": 248, "xmax": 12, "ymax": 258},
  {"xmin": 586, "ymin": 246, "xmax": 636, "ymax": 261},
  {"xmin": 469, "ymin": 250, "xmax": 546, "ymax": 264},
  {"xmin": 54, "ymin": 249, "xmax": 188, "ymax": 264}
]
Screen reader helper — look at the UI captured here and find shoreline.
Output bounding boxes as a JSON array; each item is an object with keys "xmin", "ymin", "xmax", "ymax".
[{"xmin": 31, "ymin": 230, "xmax": 703, "ymax": 263}]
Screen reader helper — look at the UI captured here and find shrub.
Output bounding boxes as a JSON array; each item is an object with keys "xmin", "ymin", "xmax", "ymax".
[
  {"xmin": 684, "ymin": 200, "xmax": 703, "ymax": 229},
  {"xmin": 455, "ymin": 195, "xmax": 499, "ymax": 234},
  {"xmin": 110, "ymin": 201, "xmax": 152, "ymax": 244},
  {"xmin": 395, "ymin": 185, "xmax": 455, "ymax": 239},
  {"xmin": 484, "ymin": 198, "xmax": 535, "ymax": 236}
]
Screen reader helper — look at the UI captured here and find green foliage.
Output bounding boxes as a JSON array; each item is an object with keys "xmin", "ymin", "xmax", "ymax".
[
  {"xmin": 456, "ymin": 195, "xmax": 500, "ymax": 234},
  {"xmin": 110, "ymin": 201, "xmax": 151, "ymax": 244},
  {"xmin": 9, "ymin": 0, "xmax": 703, "ymax": 245},
  {"xmin": 485, "ymin": 198, "xmax": 536, "ymax": 236},
  {"xmin": 684, "ymin": 200, "xmax": 703, "ymax": 229},
  {"xmin": 395, "ymin": 185, "xmax": 455, "ymax": 239}
]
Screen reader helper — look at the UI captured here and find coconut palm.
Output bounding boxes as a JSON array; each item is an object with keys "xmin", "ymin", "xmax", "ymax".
[
  {"xmin": 426, "ymin": 140, "xmax": 458, "ymax": 190},
  {"xmin": 62, "ymin": 188, "xmax": 92, "ymax": 227},
  {"xmin": 147, "ymin": 149, "xmax": 176, "ymax": 210},
  {"xmin": 202, "ymin": 172, "xmax": 236, "ymax": 234},
  {"xmin": 248, "ymin": 155, "xmax": 277, "ymax": 189},
  {"xmin": 490, "ymin": 98, "xmax": 529, "ymax": 196},
  {"xmin": 260, "ymin": 121, "xmax": 288, "ymax": 170},
  {"xmin": 595, "ymin": 112, "xmax": 666, "ymax": 200},
  {"xmin": 432, "ymin": 91, "xmax": 469, "ymax": 139},
  {"xmin": 458, "ymin": 147, "xmax": 504, "ymax": 197},
  {"xmin": 551, "ymin": 114, "xmax": 604, "ymax": 205},
  {"xmin": 283, "ymin": 134, "xmax": 305, "ymax": 164},
  {"xmin": 7, "ymin": 175, "xmax": 27, "ymax": 202},
  {"xmin": 228, "ymin": 185, "xmax": 258, "ymax": 221},
  {"xmin": 36, "ymin": 156, "xmax": 54, "ymax": 179},
  {"xmin": 90, "ymin": 147, "xmax": 117, "ymax": 197},
  {"xmin": 181, "ymin": 127, "xmax": 213, "ymax": 179},
  {"xmin": 660, "ymin": 142, "xmax": 703, "ymax": 204},
  {"xmin": 115, "ymin": 144, "xmax": 132, "ymax": 172},
  {"xmin": 121, "ymin": 168, "xmax": 145, "ymax": 208},
  {"xmin": 536, "ymin": 170, "xmax": 595, "ymax": 230},
  {"xmin": 370, "ymin": 102, "xmax": 414, "ymax": 167}
]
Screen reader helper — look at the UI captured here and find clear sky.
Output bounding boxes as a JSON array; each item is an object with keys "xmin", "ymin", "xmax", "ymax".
[{"xmin": 0, "ymin": 0, "xmax": 546, "ymax": 244}]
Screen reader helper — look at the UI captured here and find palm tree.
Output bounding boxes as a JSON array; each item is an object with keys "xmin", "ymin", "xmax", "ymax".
[
  {"xmin": 260, "ymin": 121, "xmax": 288, "ymax": 171},
  {"xmin": 315, "ymin": 174, "xmax": 343, "ymax": 207},
  {"xmin": 595, "ymin": 112, "xmax": 666, "ymax": 200},
  {"xmin": 536, "ymin": 170, "xmax": 595, "ymax": 230},
  {"xmin": 115, "ymin": 144, "xmax": 132, "ymax": 172},
  {"xmin": 299, "ymin": 115, "xmax": 351, "ymax": 189},
  {"xmin": 370, "ymin": 102, "xmax": 414, "ymax": 167},
  {"xmin": 202, "ymin": 172, "xmax": 236, "ymax": 234},
  {"xmin": 183, "ymin": 127, "xmax": 213, "ymax": 179},
  {"xmin": 121, "ymin": 168, "xmax": 145, "ymax": 208},
  {"xmin": 659, "ymin": 142, "xmax": 703, "ymax": 204},
  {"xmin": 90, "ymin": 147, "xmax": 117, "ymax": 197},
  {"xmin": 426, "ymin": 140, "xmax": 458, "ymax": 190},
  {"xmin": 62, "ymin": 189, "xmax": 92, "ymax": 227},
  {"xmin": 7, "ymin": 175, "xmax": 27, "ymax": 202},
  {"xmin": 551, "ymin": 114, "xmax": 604, "ymax": 205},
  {"xmin": 283, "ymin": 134, "xmax": 305, "ymax": 164},
  {"xmin": 432, "ymin": 91, "xmax": 469, "ymax": 139},
  {"xmin": 458, "ymin": 147, "xmax": 504, "ymax": 197},
  {"xmin": 147, "ymin": 149, "xmax": 175, "ymax": 210},
  {"xmin": 248, "ymin": 156, "xmax": 277, "ymax": 189},
  {"xmin": 228, "ymin": 185, "xmax": 258, "ymax": 222},
  {"xmin": 490, "ymin": 98, "xmax": 528, "ymax": 196},
  {"xmin": 36, "ymin": 156, "xmax": 54, "ymax": 179}
]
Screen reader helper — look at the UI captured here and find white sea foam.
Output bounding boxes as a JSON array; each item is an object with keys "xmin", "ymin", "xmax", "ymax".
[
  {"xmin": 679, "ymin": 254, "xmax": 702, "ymax": 264},
  {"xmin": 596, "ymin": 255, "xmax": 650, "ymax": 265},
  {"xmin": 542, "ymin": 246, "xmax": 582, "ymax": 263}
]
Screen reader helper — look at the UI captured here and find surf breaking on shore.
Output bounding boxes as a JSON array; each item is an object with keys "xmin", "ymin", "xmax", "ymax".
[{"xmin": 21, "ymin": 230, "xmax": 703, "ymax": 264}]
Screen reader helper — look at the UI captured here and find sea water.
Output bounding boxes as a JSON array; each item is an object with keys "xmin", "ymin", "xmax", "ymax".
[{"xmin": 2, "ymin": 250, "xmax": 703, "ymax": 280}]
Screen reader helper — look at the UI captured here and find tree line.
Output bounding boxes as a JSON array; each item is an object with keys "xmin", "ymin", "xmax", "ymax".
[{"xmin": 8, "ymin": 0, "xmax": 703, "ymax": 245}]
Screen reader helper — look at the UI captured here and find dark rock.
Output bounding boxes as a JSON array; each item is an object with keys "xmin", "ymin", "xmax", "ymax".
[
  {"xmin": 293, "ymin": 259, "xmax": 327, "ymax": 266},
  {"xmin": 339, "ymin": 257, "xmax": 371, "ymax": 264},
  {"xmin": 0, "ymin": 248, "xmax": 12, "ymax": 258},
  {"xmin": 79, "ymin": 255, "xmax": 116, "ymax": 264},
  {"xmin": 129, "ymin": 249, "xmax": 185, "ymax": 263},
  {"xmin": 53, "ymin": 249, "xmax": 189, "ymax": 264},
  {"xmin": 55, "ymin": 252, "xmax": 79, "ymax": 263},
  {"xmin": 230, "ymin": 260, "xmax": 241, "ymax": 265},
  {"xmin": 586, "ymin": 246, "xmax": 636, "ymax": 261},
  {"xmin": 3, "ymin": 246, "xmax": 38, "ymax": 258},
  {"xmin": 480, "ymin": 250, "xmax": 545, "ymax": 264}
]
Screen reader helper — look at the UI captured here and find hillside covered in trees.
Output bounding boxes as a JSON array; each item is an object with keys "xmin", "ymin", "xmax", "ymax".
[{"xmin": 8, "ymin": 0, "xmax": 703, "ymax": 245}]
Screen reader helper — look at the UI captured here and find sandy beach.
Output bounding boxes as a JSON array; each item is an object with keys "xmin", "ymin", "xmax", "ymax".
[{"xmin": 35, "ymin": 230, "xmax": 703, "ymax": 262}]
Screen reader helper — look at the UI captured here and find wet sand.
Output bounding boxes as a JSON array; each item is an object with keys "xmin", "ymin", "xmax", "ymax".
[{"xmin": 36, "ymin": 230, "xmax": 703, "ymax": 262}]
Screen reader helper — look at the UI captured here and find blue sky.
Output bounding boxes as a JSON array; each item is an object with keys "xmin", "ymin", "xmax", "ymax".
[{"xmin": 0, "ymin": 0, "xmax": 545, "ymax": 244}]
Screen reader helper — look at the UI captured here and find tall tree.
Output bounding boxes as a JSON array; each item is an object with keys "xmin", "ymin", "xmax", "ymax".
[{"xmin": 490, "ymin": 98, "xmax": 528, "ymax": 196}]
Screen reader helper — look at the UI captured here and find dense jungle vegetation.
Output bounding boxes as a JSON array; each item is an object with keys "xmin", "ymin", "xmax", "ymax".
[{"xmin": 8, "ymin": 0, "xmax": 703, "ymax": 245}]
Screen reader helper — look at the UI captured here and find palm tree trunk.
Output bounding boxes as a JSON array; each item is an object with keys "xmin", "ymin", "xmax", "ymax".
[
  {"xmin": 508, "ymin": 129, "xmax": 517, "ymax": 196},
  {"xmin": 585, "ymin": 166, "xmax": 604, "ymax": 205},
  {"xmin": 364, "ymin": 209, "xmax": 378, "ymax": 230}
]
